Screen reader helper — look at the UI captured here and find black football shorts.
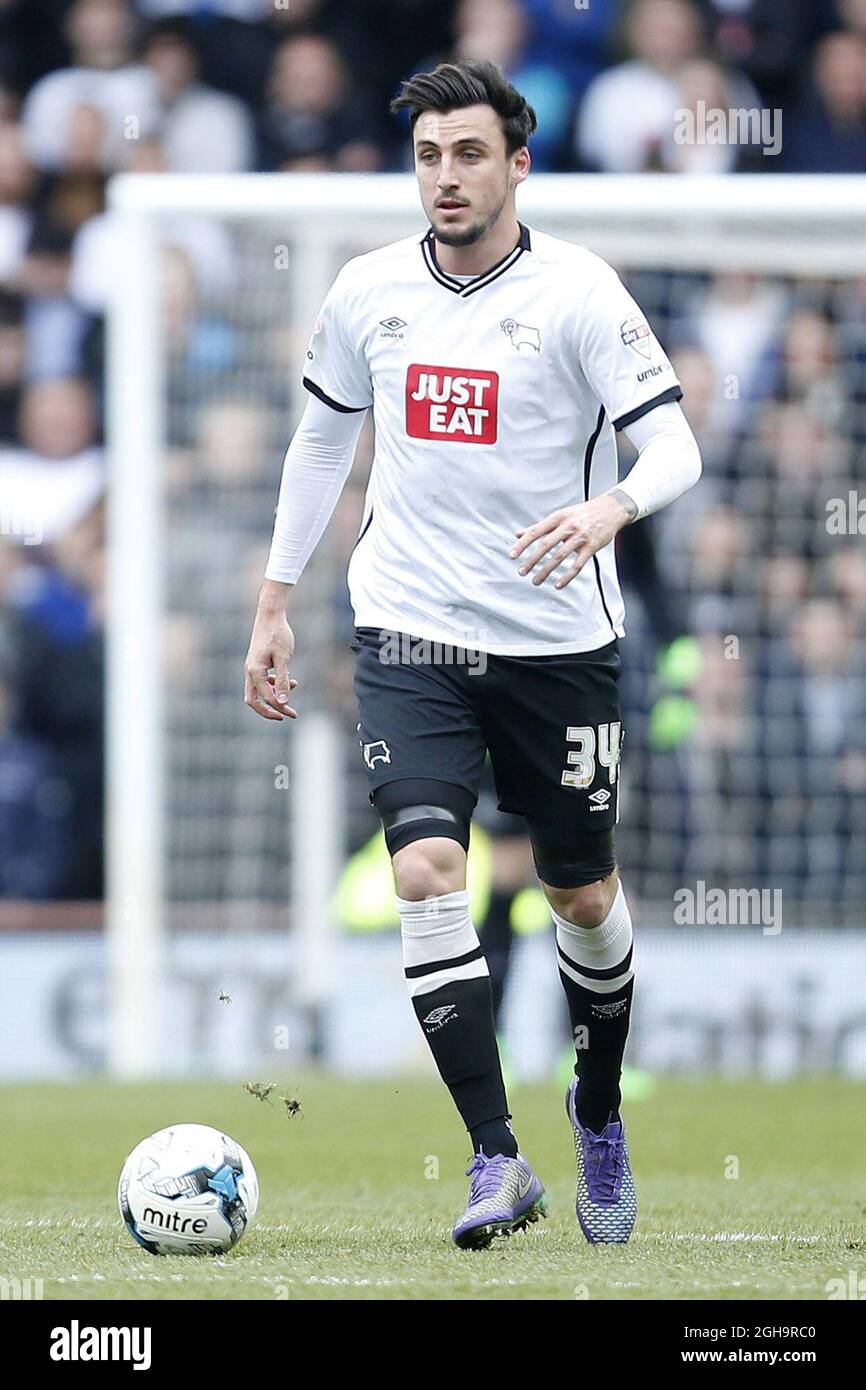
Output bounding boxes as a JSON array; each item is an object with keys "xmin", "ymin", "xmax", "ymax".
[{"xmin": 352, "ymin": 627, "xmax": 623, "ymax": 835}]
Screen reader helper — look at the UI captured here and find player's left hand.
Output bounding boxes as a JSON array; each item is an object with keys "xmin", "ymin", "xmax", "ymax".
[{"xmin": 509, "ymin": 493, "xmax": 633, "ymax": 589}]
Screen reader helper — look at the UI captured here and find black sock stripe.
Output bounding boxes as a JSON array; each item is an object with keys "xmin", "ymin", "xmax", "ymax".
[
  {"xmin": 555, "ymin": 942, "xmax": 633, "ymax": 981},
  {"xmin": 404, "ymin": 945, "xmax": 485, "ymax": 980}
]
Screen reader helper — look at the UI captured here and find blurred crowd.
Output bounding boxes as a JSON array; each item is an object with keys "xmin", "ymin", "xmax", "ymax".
[{"xmin": 0, "ymin": 0, "xmax": 865, "ymax": 910}]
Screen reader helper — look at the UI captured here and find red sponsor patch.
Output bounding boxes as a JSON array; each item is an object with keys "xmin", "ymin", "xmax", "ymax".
[{"xmin": 405, "ymin": 364, "xmax": 499, "ymax": 444}]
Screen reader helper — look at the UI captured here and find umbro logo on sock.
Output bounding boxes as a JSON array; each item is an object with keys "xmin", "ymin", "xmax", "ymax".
[{"xmin": 422, "ymin": 1004, "xmax": 458, "ymax": 1030}]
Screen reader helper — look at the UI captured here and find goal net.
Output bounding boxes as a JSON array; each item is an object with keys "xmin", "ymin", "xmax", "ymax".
[{"xmin": 106, "ymin": 173, "xmax": 866, "ymax": 1077}]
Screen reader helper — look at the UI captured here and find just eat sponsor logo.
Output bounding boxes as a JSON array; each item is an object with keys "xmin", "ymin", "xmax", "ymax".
[{"xmin": 406, "ymin": 364, "xmax": 499, "ymax": 444}]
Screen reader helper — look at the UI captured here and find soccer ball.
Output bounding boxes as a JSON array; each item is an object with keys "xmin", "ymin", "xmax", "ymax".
[{"xmin": 118, "ymin": 1123, "xmax": 259, "ymax": 1256}]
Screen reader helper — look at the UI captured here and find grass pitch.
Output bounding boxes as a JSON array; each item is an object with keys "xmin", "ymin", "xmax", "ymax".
[{"xmin": 1, "ymin": 1074, "xmax": 863, "ymax": 1301}]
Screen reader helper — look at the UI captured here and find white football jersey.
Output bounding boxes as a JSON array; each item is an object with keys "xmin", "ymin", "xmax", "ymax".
[{"xmin": 304, "ymin": 224, "xmax": 682, "ymax": 655}]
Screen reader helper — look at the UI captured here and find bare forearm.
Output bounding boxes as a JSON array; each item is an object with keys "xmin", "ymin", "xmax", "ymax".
[{"xmin": 256, "ymin": 577, "xmax": 294, "ymax": 618}]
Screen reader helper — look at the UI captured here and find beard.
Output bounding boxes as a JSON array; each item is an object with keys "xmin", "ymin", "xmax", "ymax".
[{"xmin": 431, "ymin": 186, "xmax": 510, "ymax": 247}]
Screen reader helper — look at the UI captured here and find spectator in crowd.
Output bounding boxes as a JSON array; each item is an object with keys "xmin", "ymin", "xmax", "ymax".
[
  {"xmin": 0, "ymin": 665, "xmax": 68, "ymax": 898},
  {"xmin": 758, "ymin": 550, "xmax": 812, "ymax": 643},
  {"xmin": 760, "ymin": 400, "xmax": 853, "ymax": 563},
  {"xmin": 20, "ymin": 0, "xmax": 154, "ymax": 174},
  {"xmin": 701, "ymin": 0, "xmax": 839, "ymax": 110},
  {"xmin": 825, "ymin": 545, "xmax": 866, "ymax": 637},
  {"xmin": 12, "ymin": 507, "xmax": 105, "ymax": 900},
  {"xmin": 415, "ymin": 0, "xmax": 613, "ymax": 170},
  {"xmin": 180, "ymin": 2, "xmax": 457, "ymax": 123},
  {"xmin": 267, "ymin": 1, "xmax": 433, "ymax": 115},
  {"xmin": 685, "ymin": 631, "xmax": 757, "ymax": 883},
  {"xmin": 0, "ymin": 122, "xmax": 71, "ymax": 301},
  {"xmin": 517, "ymin": 0, "xmax": 617, "ymax": 101},
  {"xmin": 0, "ymin": 121, "xmax": 105, "ymax": 384},
  {"xmin": 661, "ymin": 57, "xmax": 765, "ymax": 172},
  {"xmin": 778, "ymin": 309, "xmax": 848, "ymax": 432},
  {"xmin": 836, "ymin": 0, "xmax": 866, "ymax": 39},
  {"xmin": 576, "ymin": 0, "xmax": 704, "ymax": 172},
  {"xmin": 687, "ymin": 502, "xmax": 757, "ymax": 637},
  {"xmin": 257, "ymin": 33, "xmax": 385, "ymax": 171},
  {"xmin": 0, "ymin": 292, "xmax": 25, "ymax": 443},
  {"xmin": 756, "ymin": 599, "xmax": 865, "ymax": 904},
  {"xmin": 0, "ymin": 0, "xmax": 76, "ymax": 99},
  {"xmin": 687, "ymin": 272, "xmax": 786, "ymax": 429},
  {"xmin": 0, "ymin": 122, "xmax": 40, "ymax": 292},
  {"xmin": 780, "ymin": 30, "xmax": 866, "ymax": 172},
  {"xmin": 0, "ymin": 378, "xmax": 103, "ymax": 546},
  {"xmin": 451, "ymin": 0, "xmax": 571, "ymax": 168},
  {"xmin": 139, "ymin": 18, "xmax": 254, "ymax": 173}
]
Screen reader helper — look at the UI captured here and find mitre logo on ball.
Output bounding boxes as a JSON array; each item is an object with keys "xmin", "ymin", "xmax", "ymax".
[{"xmin": 405, "ymin": 364, "xmax": 499, "ymax": 443}]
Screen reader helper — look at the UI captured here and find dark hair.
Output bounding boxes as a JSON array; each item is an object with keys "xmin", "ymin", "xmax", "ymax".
[
  {"xmin": 390, "ymin": 59, "xmax": 537, "ymax": 156},
  {"xmin": 142, "ymin": 17, "xmax": 201, "ymax": 59}
]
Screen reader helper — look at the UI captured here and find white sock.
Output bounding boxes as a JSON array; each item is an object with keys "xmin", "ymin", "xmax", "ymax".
[
  {"xmin": 553, "ymin": 881, "xmax": 634, "ymax": 993},
  {"xmin": 396, "ymin": 889, "xmax": 489, "ymax": 999}
]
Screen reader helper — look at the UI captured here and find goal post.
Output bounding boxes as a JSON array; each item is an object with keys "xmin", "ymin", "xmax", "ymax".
[
  {"xmin": 105, "ymin": 172, "xmax": 866, "ymax": 1078},
  {"xmin": 105, "ymin": 203, "xmax": 165, "ymax": 1078}
]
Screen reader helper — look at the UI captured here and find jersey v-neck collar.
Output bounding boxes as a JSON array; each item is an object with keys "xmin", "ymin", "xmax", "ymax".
[{"xmin": 420, "ymin": 222, "xmax": 531, "ymax": 298}]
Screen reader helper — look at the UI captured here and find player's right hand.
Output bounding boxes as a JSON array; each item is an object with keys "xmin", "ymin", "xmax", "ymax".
[{"xmin": 244, "ymin": 611, "xmax": 299, "ymax": 721}]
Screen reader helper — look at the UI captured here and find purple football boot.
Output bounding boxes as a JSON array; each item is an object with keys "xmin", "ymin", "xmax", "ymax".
[
  {"xmin": 451, "ymin": 1152, "xmax": 548, "ymax": 1251},
  {"xmin": 565, "ymin": 1079, "xmax": 637, "ymax": 1244}
]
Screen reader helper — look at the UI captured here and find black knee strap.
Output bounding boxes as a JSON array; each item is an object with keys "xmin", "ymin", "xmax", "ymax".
[
  {"xmin": 374, "ymin": 779, "xmax": 474, "ymax": 855},
  {"xmin": 529, "ymin": 827, "xmax": 616, "ymax": 888}
]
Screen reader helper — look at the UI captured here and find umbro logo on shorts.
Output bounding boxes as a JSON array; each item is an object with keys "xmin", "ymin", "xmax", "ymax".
[
  {"xmin": 405, "ymin": 364, "xmax": 499, "ymax": 444},
  {"xmin": 588, "ymin": 788, "xmax": 612, "ymax": 811}
]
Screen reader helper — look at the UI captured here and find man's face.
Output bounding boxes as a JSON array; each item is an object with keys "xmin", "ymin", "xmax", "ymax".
[{"xmin": 413, "ymin": 104, "xmax": 528, "ymax": 247}]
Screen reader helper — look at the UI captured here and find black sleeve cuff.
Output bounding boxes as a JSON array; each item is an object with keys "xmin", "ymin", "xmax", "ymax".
[
  {"xmin": 303, "ymin": 376, "xmax": 369, "ymax": 414},
  {"xmin": 613, "ymin": 385, "xmax": 683, "ymax": 432}
]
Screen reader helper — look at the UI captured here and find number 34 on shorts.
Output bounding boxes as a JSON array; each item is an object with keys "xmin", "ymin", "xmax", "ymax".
[{"xmin": 562, "ymin": 720, "xmax": 622, "ymax": 818}]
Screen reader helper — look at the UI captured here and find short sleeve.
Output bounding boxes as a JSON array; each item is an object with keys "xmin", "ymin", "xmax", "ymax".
[
  {"xmin": 577, "ymin": 268, "xmax": 682, "ymax": 431},
  {"xmin": 303, "ymin": 270, "xmax": 373, "ymax": 413}
]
